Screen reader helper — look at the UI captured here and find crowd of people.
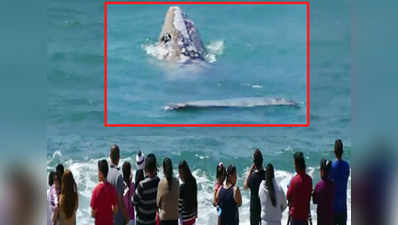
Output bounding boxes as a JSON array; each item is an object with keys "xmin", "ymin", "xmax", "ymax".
[{"xmin": 47, "ymin": 139, "xmax": 350, "ymax": 225}]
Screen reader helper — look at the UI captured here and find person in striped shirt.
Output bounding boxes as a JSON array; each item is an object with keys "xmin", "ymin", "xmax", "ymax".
[
  {"xmin": 133, "ymin": 153, "xmax": 160, "ymax": 225},
  {"xmin": 178, "ymin": 160, "xmax": 198, "ymax": 225}
]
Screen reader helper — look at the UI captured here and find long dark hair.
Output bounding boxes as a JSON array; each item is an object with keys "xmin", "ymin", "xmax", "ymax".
[
  {"xmin": 163, "ymin": 158, "xmax": 173, "ymax": 191},
  {"xmin": 179, "ymin": 160, "xmax": 197, "ymax": 210},
  {"xmin": 122, "ymin": 161, "xmax": 132, "ymax": 185},
  {"xmin": 265, "ymin": 163, "xmax": 277, "ymax": 207},
  {"xmin": 60, "ymin": 170, "xmax": 78, "ymax": 218},
  {"xmin": 226, "ymin": 165, "xmax": 236, "ymax": 185},
  {"xmin": 216, "ymin": 162, "xmax": 226, "ymax": 183}
]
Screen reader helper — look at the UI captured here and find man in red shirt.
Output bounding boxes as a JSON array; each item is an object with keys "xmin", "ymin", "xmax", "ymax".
[
  {"xmin": 91, "ymin": 159, "xmax": 119, "ymax": 225},
  {"xmin": 287, "ymin": 152, "xmax": 313, "ymax": 225}
]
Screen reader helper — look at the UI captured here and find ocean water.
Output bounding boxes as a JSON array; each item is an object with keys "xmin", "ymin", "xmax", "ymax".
[{"xmin": 47, "ymin": 1, "xmax": 351, "ymax": 225}]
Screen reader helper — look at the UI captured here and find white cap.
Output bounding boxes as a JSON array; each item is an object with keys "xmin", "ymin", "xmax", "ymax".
[{"xmin": 136, "ymin": 151, "xmax": 145, "ymax": 170}]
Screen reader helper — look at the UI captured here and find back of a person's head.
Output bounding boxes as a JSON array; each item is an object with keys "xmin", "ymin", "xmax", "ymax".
[
  {"xmin": 48, "ymin": 171, "xmax": 56, "ymax": 187},
  {"xmin": 216, "ymin": 162, "xmax": 226, "ymax": 181},
  {"xmin": 163, "ymin": 157, "xmax": 173, "ymax": 191},
  {"xmin": 320, "ymin": 159, "xmax": 332, "ymax": 179},
  {"xmin": 110, "ymin": 144, "xmax": 120, "ymax": 164},
  {"xmin": 145, "ymin": 153, "xmax": 157, "ymax": 175},
  {"xmin": 334, "ymin": 139, "xmax": 344, "ymax": 158},
  {"xmin": 253, "ymin": 149, "xmax": 263, "ymax": 169},
  {"xmin": 226, "ymin": 165, "xmax": 236, "ymax": 183},
  {"xmin": 122, "ymin": 161, "xmax": 131, "ymax": 184},
  {"xmin": 60, "ymin": 170, "xmax": 77, "ymax": 219},
  {"xmin": 56, "ymin": 164, "xmax": 64, "ymax": 178},
  {"xmin": 293, "ymin": 152, "xmax": 306, "ymax": 171},
  {"xmin": 98, "ymin": 159, "xmax": 109, "ymax": 178}
]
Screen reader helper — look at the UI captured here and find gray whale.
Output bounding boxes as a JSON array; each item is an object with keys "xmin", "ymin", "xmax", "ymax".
[
  {"xmin": 163, "ymin": 97, "xmax": 299, "ymax": 111},
  {"xmin": 157, "ymin": 6, "xmax": 207, "ymax": 62}
]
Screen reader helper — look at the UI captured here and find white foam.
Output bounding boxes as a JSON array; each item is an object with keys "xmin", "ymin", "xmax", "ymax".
[
  {"xmin": 251, "ymin": 84, "xmax": 263, "ymax": 89},
  {"xmin": 205, "ymin": 40, "xmax": 224, "ymax": 63}
]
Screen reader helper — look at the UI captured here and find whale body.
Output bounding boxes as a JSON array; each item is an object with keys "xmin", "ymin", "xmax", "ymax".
[
  {"xmin": 157, "ymin": 6, "xmax": 207, "ymax": 63},
  {"xmin": 163, "ymin": 97, "xmax": 299, "ymax": 111}
]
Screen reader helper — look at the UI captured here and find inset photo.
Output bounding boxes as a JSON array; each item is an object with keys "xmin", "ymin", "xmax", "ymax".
[{"xmin": 105, "ymin": 3, "xmax": 308, "ymax": 126}]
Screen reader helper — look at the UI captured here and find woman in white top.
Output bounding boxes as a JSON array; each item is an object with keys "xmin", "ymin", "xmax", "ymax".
[{"xmin": 258, "ymin": 163, "xmax": 287, "ymax": 225}]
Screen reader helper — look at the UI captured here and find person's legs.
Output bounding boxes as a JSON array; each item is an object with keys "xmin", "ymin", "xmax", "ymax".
[{"xmin": 160, "ymin": 221, "xmax": 178, "ymax": 225}]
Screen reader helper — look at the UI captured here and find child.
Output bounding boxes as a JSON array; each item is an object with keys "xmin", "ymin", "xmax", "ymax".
[
  {"xmin": 213, "ymin": 163, "xmax": 226, "ymax": 225},
  {"xmin": 122, "ymin": 162, "xmax": 135, "ymax": 225},
  {"xmin": 313, "ymin": 159, "xmax": 335, "ymax": 225},
  {"xmin": 91, "ymin": 159, "xmax": 119, "ymax": 225}
]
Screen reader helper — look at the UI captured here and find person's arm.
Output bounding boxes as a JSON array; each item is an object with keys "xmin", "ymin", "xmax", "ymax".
[
  {"xmin": 156, "ymin": 181, "xmax": 162, "ymax": 209},
  {"xmin": 234, "ymin": 186, "xmax": 242, "ymax": 207},
  {"xmin": 286, "ymin": 178, "xmax": 294, "ymax": 203},
  {"xmin": 52, "ymin": 205, "xmax": 59, "ymax": 225},
  {"xmin": 280, "ymin": 186, "xmax": 288, "ymax": 212},
  {"xmin": 213, "ymin": 186, "xmax": 219, "ymax": 207},
  {"xmin": 112, "ymin": 187, "xmax": 119, "ymax": 215},
  {"xmin": 117, "ymin": 176, "xmax": 130, "ymax": 222},
  {"xmin": 244, "ymin": 164, "xmax": 255, "ymax": 190},
  {"xmin": 133, "ymin": 182, "xmax": 141, "ymax": 207},
  {"xmin": 214, "ymin": 186, "xmax": 221, "ymax": 205},
  {"xmin": 312, "ymin": 184, "xmax": 319, "ymax": 204},
  {"xmin": 90, "ymin": 187, "xmax": 96, "ymax": 218}
]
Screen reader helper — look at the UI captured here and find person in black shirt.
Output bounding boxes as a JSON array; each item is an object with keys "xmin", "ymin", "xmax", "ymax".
[{"xmin": 244, "ymin": 149, "xmax": 266, "ymax": 225}]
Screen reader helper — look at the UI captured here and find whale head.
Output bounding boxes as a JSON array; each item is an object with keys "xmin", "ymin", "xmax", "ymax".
[{"xmin": 158, "ymin": 6, "xmax": 207, "ymax": 63}]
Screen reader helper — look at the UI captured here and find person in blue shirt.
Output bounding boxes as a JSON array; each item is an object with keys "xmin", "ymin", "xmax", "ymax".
[{"xmin": 329, "ymin": 139, "xmax": 350, "ymax": 225}]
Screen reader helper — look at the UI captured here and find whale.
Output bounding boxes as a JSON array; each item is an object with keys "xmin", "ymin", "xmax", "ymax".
[
  {"xmin": 157, "ymin": 6, "xmax": 207, "ymax": 63},
  {"xmin": 163, "ymin": 97, "xmax": 299, "ymax": 111}
]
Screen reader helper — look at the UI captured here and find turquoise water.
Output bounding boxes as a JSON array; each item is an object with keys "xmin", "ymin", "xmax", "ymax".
[
  {"xmin": 107, "ymin": 4, "xmax": 307, "ymax": 124},
  {"xmin": 47, "ymin": 1, "xmax": 351, "ymax": 225}
]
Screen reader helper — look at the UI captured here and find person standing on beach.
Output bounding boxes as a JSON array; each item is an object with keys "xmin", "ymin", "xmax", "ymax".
[
  {"xmin": 107, "ymin": 144, "xmax": 129, "ymax": 225},
  {"xmin": 313, "ymin": 159, "xmax": 335, "ymax": 225},
  {"xmin": 122, "ymin": 162, "xmax": 136, "ymax": 225},
  {"xmin": 53, "ymin": 169, "xmax": 79, "ymax": 225},
  {"xmin": 213, "ymin": 163, "xmax": 226, "ymax": 225},
  {"xmin": 48, "ymin": 171, "xmax": 57, "ymax": 225},
  {"xmin": 91, "ymin": 159, "xmax": 119, "ymax": 225},
  {"xmin": 215, "ymin": 165, "xmax": 242, "ymax": 225},
  {"xmin": 49, "ymin": 172, "xmax": 62, "ymax": 225},
  {"xmin": 178, "ymin": 160, "xmax": 198, "ymax": 225},
  {"xmin": 157, "ymin": 158, "xmax": 180, "ymax": 225},
  {"xmin": 244, "ymin": 149, "xmax": 266, "ymax": 225},
  {"xmin": 135, "ymin": 151, "xmax": 145, "ymax": 187},
  {"xmin": 286, "ymin": 152, "xmax": 313, "ymax": 225},
  {"xmin": 258, "ymin": 163, "xmax": 287, "ymax": 225},
  {"xmin": 329, "ymin": 140, "xmax": 350, "ymax": 225},
  {"xmin": 133, "ymin": 153, "xmax": 160, "ymax": 225}
]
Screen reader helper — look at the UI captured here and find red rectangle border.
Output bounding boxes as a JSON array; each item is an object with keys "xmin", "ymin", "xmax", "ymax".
[{"xmin": 104, "ymin": 1, "xmax": 310, "ymax": 127}]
